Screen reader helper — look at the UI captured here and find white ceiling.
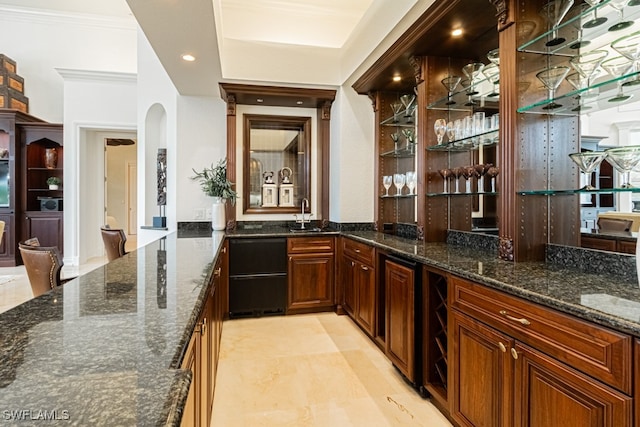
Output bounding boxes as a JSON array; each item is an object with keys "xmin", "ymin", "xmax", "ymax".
[{"xmin": 2, "ymin": 0, "xmax": 419, "ymax": 95}]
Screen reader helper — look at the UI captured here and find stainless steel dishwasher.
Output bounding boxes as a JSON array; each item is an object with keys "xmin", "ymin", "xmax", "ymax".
[{"xmin": 228, "ymin": 238, "xmax": 287, "ymax": 318}]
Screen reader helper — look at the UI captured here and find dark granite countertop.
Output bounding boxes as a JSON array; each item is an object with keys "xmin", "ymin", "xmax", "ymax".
[{"xmin": 0, "ymin": 232, "xmax": 226, "ymax": 426}]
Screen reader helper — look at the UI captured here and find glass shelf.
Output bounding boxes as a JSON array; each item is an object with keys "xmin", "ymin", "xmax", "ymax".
[
  {"xmin": 427, "ymin": 77, "xmax": 500, "ymax": 111},
  {"xmin": 381, "ymin": 112, "xmax": 417, "ymax": 127},
  {"xmin": 381, "ymin": 143, "xmax": 417, "ymax": 157},
  {"xmin": 518, "ymin": 69, "xmax": 640, "ymax": 115},
  {"xmin": 518, "ymin": 187, "xmax": 640, "ymax": 196},
  {"xmin": 381, "ymin": 194, "xmax": 418, "ymax": 199},
  {"xmin": 518, "ymin": 0, "xmax": 640, "ymax": 56},
  {"xmin": 426, "ymin": 191, "xmax": 498, "ymax": 197},
  {"xmin": 427, "ymin": 129, "xmax": 499, "ymax": 151}
]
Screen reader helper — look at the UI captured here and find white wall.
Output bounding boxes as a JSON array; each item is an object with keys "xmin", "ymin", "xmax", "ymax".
[{"xmin": 106, "ymin": 142, "xmax": 137, "ymax": 233}]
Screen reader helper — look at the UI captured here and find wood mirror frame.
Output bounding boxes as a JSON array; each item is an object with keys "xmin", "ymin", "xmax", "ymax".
[{"xmin": 243, "ymin": 114, "xmax": 311, "ymax": 214}]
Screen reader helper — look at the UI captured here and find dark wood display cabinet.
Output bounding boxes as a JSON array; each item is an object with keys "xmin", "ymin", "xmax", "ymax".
[{"xmin": 20, "ymin": 123, "xmax": 64, "ymax": 252}]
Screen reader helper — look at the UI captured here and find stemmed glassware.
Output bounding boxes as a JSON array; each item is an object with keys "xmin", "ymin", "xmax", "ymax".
[
  {"xmin": 568, "ymin": 151, "xmax": 608, "ymax": 190},
  {"xmin": 611, "ymin": 31, "xmax": 640, "ymax": 88},
  {"xmin": 393, "ymin": 173, "xmax": 406, "ymax": 196},
  {"xmin": 382, "ymin": 175, "xmax": 393, "ymax": 196},
  {"xmin": 405, "ymin": 171, "xmax": 417, "ymax": 195},
  {"xmin": 539, "ymin": 0, "xmax": 575, "ymax": 46},
  {"xmin": 486, "ymin": 166, "xmax": 500, "ymax": 193},
  {"xmin": 434, "ymin": 119, "xmax": 447, "ymax": 144},
  {"xmin": 582, "ymin": 0, "xmax": 608, "ymax": 29},
  {"xmin": 604, "ymin": 146, "xmax": 640, "ymax": 188},
  {"xmin": 390, "ymin": 102, "xmax": 403, "ymax": 123},
  {"xmin": 402, "ymin": 128, "xmax": 415, "ymax": 149},
  {"xmin": 462, "ymin": 63, "xmax": 485, "ymax": 96},
  {"xmin": 451, "ymin": 167, "xmax": 463, "ymax": 194},
  {"xmin": 438, "ymin": 169, "xmax": 452, "ymax": 193},
  {"xmin": 390, "ymin": 132, "xmax": 400, "ymax": 151},
  {"xmin": 607, "ymin": 0, "xmax": 634, "ymax": 32},
  {"xmin": 487, "ymin": 48, "xmax": 499, "ymax": 65},
  {"xmin": 441, "ymin": 75, "xmax": 462, "ymax": 105},
  {"xmin": 482, "ymin": 63, "xmax": 500, "ymax": 97},
  {"xmin": 600, "ymin": 56, "xmax": 634, "ymax": 103},
  {"xmin": 460, "ymin": 79, "xmax": 476, "ymax": 106},
  {"xmin": 400, "ymin": 94, "xmax": 416, "ymax": 116},
  {"xmin": 463, "ymin": 166, "xmax": 477, "ymax": 193},
  {"xmin": 570, "ymin": 49, "xmax": 608, "ymax": 86},
  {"xmin": 536, "ymin": 65, "xmax": 571, "ymax": 109}
]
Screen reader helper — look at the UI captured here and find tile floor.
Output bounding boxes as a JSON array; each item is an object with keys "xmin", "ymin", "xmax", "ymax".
[{"xmin": 212, "ymin": 313, "xmax": 453, "ymax": 427}]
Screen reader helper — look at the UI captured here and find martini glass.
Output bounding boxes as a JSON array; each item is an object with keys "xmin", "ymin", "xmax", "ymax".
[
  {"xmin": 568, "ymin": 151, "xmax": 607, "ymax": 190},
  {"xmin": 539, "ymin": 0, "xmax": 575, "ymax": 47},
  {"xmin": 607, "ymin": 0, "xmax": 634, "ymax": 32},
  {"xmin": 382, "ymin": 175, "xmax": 392, "ymax": 196},
  {"xmin": 441, "ymin": 75, "xmax": 462, "ymax": 105},
  {"xmin": 570, "ymin": 49, "xmax": 608, "ymax": 86},
  {"xmin": 612, "ymin": 31, "xmax": 640, "ymax": 88},
  {"xmin": 390, "ymin": 101, "xmax": 403, "ymax": 123},
  {"xmin": 605, "ymin": 146, "xmax": 640, "ymax": 188},
  {"xmin": 460, "ymin": 79, "xmax": 477, "ymax": 106},
  {"xmin": 486, "ymin": 166, "xmax": 500, "ymax": 193},
  {"xmin": 390, "ymin": 132, "xmax": 400, "ymax": 151},
  {"xmin": 600, "ymin": 56, "xmax": 634, "ymax": 103},
  {"xmin": 565, "ymin": 71, "xmax": 599, "ymax": 111},
  {"xmin": 462, "ymin": 63, "xmax": 485, "ymax": 96},
  {"xmin": 400, "ymin": 94, "xmax": 416, "ymax": 117},
  {"xmin": 482, "ymin": 63, "xmax": 500, "ymax": 97},
  {"xmin": 487, "ymin": 48, "xmax": 499, "ymax": 65},
  {"xmin": 438, "ymin": 169, "xmax": 452, "ymax": 193},
  {"xmin": 434, "ymin": 119, "xmax": 447, "ymax": 144},
  {"xmin": 402, "ymin": 128, "xmax": 415, "ymax": 147},
  {"xmin": 451, "ymin": 167, "xmax": 463, "ymax": 194},
  {"xmin": 582, "ymin": 0, "xmax": 608, "ymax": 29},
  {"xmin": 536, "ymin": 65, "xmax": 571, "ymax": 109},
  {"xmin": 393, "ymin": 173, "xmax": 406, "ymax": 196},
  {"xmin": 567, "ymin": 4, "xmax": 592, "ymax": 49}
]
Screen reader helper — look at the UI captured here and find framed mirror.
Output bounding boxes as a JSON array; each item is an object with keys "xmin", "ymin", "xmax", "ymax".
[{"xmin": 243, "ymin": 114, "xmax": 311, "ymax": 214}]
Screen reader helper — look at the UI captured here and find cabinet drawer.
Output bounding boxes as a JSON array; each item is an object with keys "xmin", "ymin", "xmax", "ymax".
[
  {"xmin": 342, "ymin": 238, "xmax": 375, "ymax": 266},
  {"xmin": 287, "ymin": 236, "xmax": 334, "ymax": 254},
  {"xmin": 450, "ymin": 276, "xmax": 633, "ymax": 394}
]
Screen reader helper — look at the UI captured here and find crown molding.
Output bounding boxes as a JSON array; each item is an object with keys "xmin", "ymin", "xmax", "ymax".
[
  {"xmin": 0, "ymin": 5, "xmax": 136, "ymax": 31},
  {"xmin": 55, "ymin": 69, "xmax": 137, "ymax": 84}
]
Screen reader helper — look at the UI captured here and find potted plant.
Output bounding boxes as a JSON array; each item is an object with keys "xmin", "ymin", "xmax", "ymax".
[
  {"xmin": 47, "ymin": 176, "xmax": 61, "ymax": 190},
  {"xmin": 191, "ymin": 158, "xmax": 237, "ymax": 230}
]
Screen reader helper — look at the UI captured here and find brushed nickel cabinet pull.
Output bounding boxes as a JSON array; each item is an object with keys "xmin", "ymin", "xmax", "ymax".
[
  {"xmin": 354, "ymin": 248, "xmax": 361, "ymax": 253},
  {"xmin": 499, "ymin": 310, "xmax": 531, "ymax": 326},
  {"xmin": 213, "ymin": 268, "xmax": 222, "ymax": 277},
  {"xmin": 351, "ymin": 261, "xmax": 355, "ymax": 267},
  {"xmin": 222, "ymin": 247, "xmax": 227, "ymax": 253},
  {"xmin": 511, "ymin": 347, "xmax": 518, "ymax": 360},
  {"xmin": 201, "ymin": 319, "xmax": 207, "ymax": 335},
  {"xmin": 361, "ymin": 265, "xmax": 368, "ymax": 271},
  {"xmin": 498, "ymin": 342, "xmax": 506, "ymax": 353}
]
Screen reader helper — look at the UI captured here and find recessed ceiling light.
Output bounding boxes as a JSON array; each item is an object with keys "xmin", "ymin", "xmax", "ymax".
[
  {"xmin": 182, "ymin": 54, "xmax": 196, "ymax": 62},
  {"xmin": 392, "ymin": 75, "xmax": 402, "ymax": 82},
  {"xmin": 451, "ymin": 28, "xmax": 463, "ymax": 37},
  {"xmin": 296, "ymin": 101, "xmax": 303, "ymax": 105},
  {"xmin": 257, "ymin": 98, "xmax": 264, "ymax": 103}
]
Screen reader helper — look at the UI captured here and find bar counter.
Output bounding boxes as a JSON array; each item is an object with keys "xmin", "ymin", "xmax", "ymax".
[{"xmin": 1, "ymin": 228, "xmax": 640, "ymax": 425}]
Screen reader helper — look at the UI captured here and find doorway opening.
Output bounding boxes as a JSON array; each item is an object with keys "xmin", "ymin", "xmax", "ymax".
[{"xmin": 105, "ymin": 137, "xmax": 137, "ymax": 252}]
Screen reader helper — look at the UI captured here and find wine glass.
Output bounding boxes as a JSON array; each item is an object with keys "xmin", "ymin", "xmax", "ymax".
[
  {"xmin": 482, "ymin": 63, "xmax": 500, "ymax": 97},
  {"xmin": 434, "ymin": 118, "xmax": 447, "ymax": 144},
  {"xmin": 451, "ymin": 167, "xmax": 463, "ymax": 194},
  {"xmin": 441, "ymin": 75, "xmax": 462, "ymax": 105},
  {"xmin": 382, "ymin": 175, "xmax": 392, "ymax": 196},
  {"xmin": 438, "ymin": 169, "xmax": 452, "ymax": 193},
  {"xmin": 462, "ymin": 63, "xmax": 485, "ymax": 96},
  {"xmin": 607, "ymin": 0, "xmax": 634, "ymax": 32},
  {"xmin": 486, "ymin": 166, "xmax": 500, "ymax": 193},
  {"xmin": 582, "ymin": 0, "xmax": 608, "ymax": 29},
  {"xmin": 568, "ymin": 151, "xmax": 608, "ymax": 190},
  {"xmin": 446, "ymin": 121, "xmax": 456, "ymax": 143},
  {"xmin": 600, "ymin": 56, "xmax": 634, "ymax": 103},
  {"xmin": 539, "ymin": 0, "xmax": 575, "ymax": 47},
  {"xmin": 406, "ymin": 171, "xmax": 416, "ymax": 195},
  {"xmin": 390, "ymin": 101, "xmax": 403, "ymax": 122},
  {"xmin": 393, "ymin": 173, "xmax": 406, "ymax": 196},
  {"xmin": 604, "ymin": 146, "xmax": 640, "ymax": 188},
  {"xmin": 536, "ymin": 65, "xmax": 571, "ymax": 109}
]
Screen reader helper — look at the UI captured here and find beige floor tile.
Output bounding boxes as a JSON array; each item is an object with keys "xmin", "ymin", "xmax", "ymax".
[{"xmin": 212, "ymin": 313, "xmax": 452, "ymax": 427}]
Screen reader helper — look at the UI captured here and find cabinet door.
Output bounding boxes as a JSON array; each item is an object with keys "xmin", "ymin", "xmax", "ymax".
[
  {"xmin": 287, "ymin": 253, "xmax": 334, "ymax": 311},
  {"xmin": 451, "ymin": 311, "xmax": 514, "ymax": 427},
  {"xmin": 513, "ymin": 343, "xmax": 632, "ymax": 427},
  {"xmin": 0, "ymin": 213, "xmax": 14, "ymax": 265},
  {"xmin": 180, "ymin": 334, "xmax": 197, "ymax": 427},
  {"xmin": 197, "ymin": 301, "xmax": 212, "ymax": 427},
  {"xmin": 355, "ymin": 261, "xmax": 375, "ymax": 336},
  {"xmin": 23, "ymin": 212, "xmax": 63, "ymax": 251},
  {"xmin": 635, "ymin": 339, "xmax": 639, "ymax": 427},
  {"xmin": 342, "ymin": 256, "xmax": 356, "ymax": 317},
  {"xmin": 385, "ymin": 259, "xmax": 415, "ymax": 381}
]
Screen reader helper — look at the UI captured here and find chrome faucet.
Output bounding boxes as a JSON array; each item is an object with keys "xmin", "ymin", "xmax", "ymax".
[{"xmin": 294, "ymin": 198, "xmax": 312, "ymax": 229}]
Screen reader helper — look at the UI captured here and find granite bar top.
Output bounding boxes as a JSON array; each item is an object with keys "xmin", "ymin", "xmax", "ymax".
[{"xmin": 0, "ymin": 232, "xmax": 226, "ymax": 426}]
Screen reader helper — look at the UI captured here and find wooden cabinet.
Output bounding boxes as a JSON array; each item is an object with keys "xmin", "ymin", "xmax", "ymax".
[
  {"xmin": 341, "ymin": 238, "xmax": 376, "ymax": 337},
  {"xmin": 450, "ymin": 276, "xmax": 634, "ymax": 426},
  {"xmin": 635, "ymin": 339, "xmax": 640, "ymax": 427},
  {"xmin": 581, "ymin": 235, "xmax": 636, "ymax": 254},
  {"xmin": 287, "ymin": 237, "xmax": 335, "ymax": 313},
  {"xmin": 180, "ymin": 332, "xmax": 197, "ymax": 427},
  {"xmin": 384, "ymin": 257, "xmax": 416, "ymax": 382},
  {"xmin": 22, "ymin": 211, "xmax": 63, "ymax": 250}
]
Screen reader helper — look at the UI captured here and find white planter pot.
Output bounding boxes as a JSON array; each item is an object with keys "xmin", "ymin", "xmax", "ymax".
[
  {"xmin": 49, "ymin": 184, "xmax": 59, "ymax": 190},
  {"xmin": 212, "ymin": 197, "xmax": 226, "ymax": 231}
]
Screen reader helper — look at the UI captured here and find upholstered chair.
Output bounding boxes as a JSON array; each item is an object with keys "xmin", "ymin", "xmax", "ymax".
[
  {"xmin": 597, "ymin": 217, "xmax": 633, "ymax": 233},
  {"xmin": 19, "ymin": 239, "xmax": 65, "ymax": 298},
  {"xmin": 100, "ymin": 226, "xmax": 128, "ymax": 261}
]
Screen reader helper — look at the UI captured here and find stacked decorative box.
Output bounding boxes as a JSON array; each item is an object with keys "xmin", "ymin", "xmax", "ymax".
[{"xmin": 0, "ymin": 54, "xmax": 28, "ymax": 113}]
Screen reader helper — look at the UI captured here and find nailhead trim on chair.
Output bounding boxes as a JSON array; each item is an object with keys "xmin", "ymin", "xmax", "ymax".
[{"xmin": 48, "ymin": 252, "xmax": 57, "ymax": 290}]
